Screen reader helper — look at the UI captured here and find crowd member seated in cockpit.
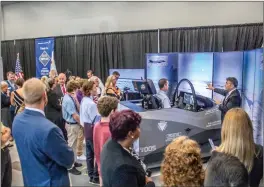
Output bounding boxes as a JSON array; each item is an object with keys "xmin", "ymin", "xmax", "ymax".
[{"xmin": 156, "ymin": 78, "xmax": 171, "ymax": 108}]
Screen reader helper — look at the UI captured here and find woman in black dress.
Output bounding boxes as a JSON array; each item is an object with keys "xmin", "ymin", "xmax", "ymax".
[{"xmin": 45, "ymin": 78, "xmax": 67, "ymax": 141}]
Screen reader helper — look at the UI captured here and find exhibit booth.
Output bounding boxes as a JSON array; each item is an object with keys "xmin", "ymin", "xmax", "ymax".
[{"xmin": 113, "ymin": 48, "xmax": 263, "ymax": 168}]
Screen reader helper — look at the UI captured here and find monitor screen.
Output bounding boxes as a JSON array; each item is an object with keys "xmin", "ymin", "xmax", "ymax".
[
  {"xmin": 133, "ymin": 80, "xmax": 150, "ymax": 94},
  {"xmin": 183, "ymin": 93, "xmax": 194, "ymax": 105}
]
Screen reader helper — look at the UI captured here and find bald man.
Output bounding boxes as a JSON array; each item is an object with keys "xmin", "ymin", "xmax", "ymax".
[
  {"xmin": 54, "ymin": 73, "xmax": 67, "ymax": 98},
  {"xmin": 12, "ymin": 78, "xmax": 74, "ymax": 187}
]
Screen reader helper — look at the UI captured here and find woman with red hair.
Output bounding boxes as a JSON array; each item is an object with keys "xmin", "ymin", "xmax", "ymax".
[{"xmin": 100, "ymin": 110, "xmax": 155, "ymax": 187}]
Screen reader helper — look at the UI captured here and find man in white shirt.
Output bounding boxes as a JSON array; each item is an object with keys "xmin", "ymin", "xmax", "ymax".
[{"xmin": 156, "ymin": 78, "xmax": 171, "ymax": 109}]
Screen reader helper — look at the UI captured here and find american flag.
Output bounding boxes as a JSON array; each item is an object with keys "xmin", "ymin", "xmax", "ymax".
[{"xmin": 15, "ymin": 53, "xmax": 23, "ymax": 79}]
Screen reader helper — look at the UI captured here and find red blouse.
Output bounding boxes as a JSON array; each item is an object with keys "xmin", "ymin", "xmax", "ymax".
[{"xmin": 93, "ymin": 121, "xmax": 111, "ymax": 176}]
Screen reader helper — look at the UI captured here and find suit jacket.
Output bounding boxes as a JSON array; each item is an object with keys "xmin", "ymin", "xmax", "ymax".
[
  {"xmin": 54, "ymin": 84, "xmax": 65, "ymax": 99},
  {"xmin": 6, "ymin": 80, "xmax": 17, "ymax": 111},
  {"xmin": 13, "ymin": 109, "xmax": 74, "ymax": 187},
  {"xmin": 214, "ymin": 88, "xmax": 241, "ymax": 121},
  {"xmin": 101, "ymin": 139, "xmax": 155, "ymax": 187},
  {"xmin": 1, "ymin": 92, "xmax": 10, "ymax": 109},
  {"xmin": 45, "ymin": 90, "xmax": 62, "ymax": 121}
]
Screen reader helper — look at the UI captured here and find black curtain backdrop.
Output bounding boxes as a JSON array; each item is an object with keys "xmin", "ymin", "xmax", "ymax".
[
  {"xmin": 1, "ymin": 23, "xmax": 262, "ymax": 80},
  {"xmin": 75, "ymin": 30, "xmax": 158, "ymax": 82},
  {"xmin": 160, "ymin": 23, "xmax": 263, "ymax": 52}
]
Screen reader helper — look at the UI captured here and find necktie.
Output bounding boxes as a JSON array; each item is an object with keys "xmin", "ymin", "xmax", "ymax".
[
  {"xmin": 93, "ymin": 96, "xmax": 98, "ymax": 104},
  {"xmin": 62, "ymin": 85, "xmax": 66, "ymax": 95}
]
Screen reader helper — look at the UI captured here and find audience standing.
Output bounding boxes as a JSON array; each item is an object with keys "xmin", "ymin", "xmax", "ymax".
[
  {"xmin": 1, "ymin": 81, "xmax": 12, "ymax": 130},
  {"xmin": 87, "ymin": 70, "xmax": 104, "ymax": 95},
  {"xmin": 93, "ymin": 96, "xmax": 119, "ymax": 186},
  {"xmin": 216, "ymin": 108, "xmax": 263, "ymax": 187},
  {"xmin": 5, "ymin": 72, "xmax": 17, "ymax": 123},
  {"xmin": 55, "ymin": 73, "xmax": 67, "ymax": 99},
  {"xmin": 90, "ymin": 76, "xmax": 104, "ymax": 98},
  {"xmin": 105, "ymin": 75, "xmax": 121, "ymax": 100},
  {"xmin": 76, "ymin": 79, "xmax": 86, "ymax": 104},
  {"xmin": 13, "ymin": 78, "xmax": 74, "ymax": 187},
  {"xmin": 80, "ymin": 80, "xmax": 100, "ymax": 185},
  {"xmin": 204, "ymin": 151, "xmax": 249, "ymax": 187},
  {"xmin": 45, "ymin": 78, "xmax": 68, "ymax": 141},
  {"xmin": 1, "ymin": 123, "xmax": 12, "ymax": 187},
  {"xmin": 161, "ymin": 136, "xmax": 204, "ymax": 187},
  {"xmin": 10, "ymin": 78, "xmax": 25, "ymax": 115},
  {"xmin": 101, "ymin": 110, "xmax": 155, "ymax": 187},
  {"xmin": 62, "ymin": 80, "xmax": 84, "ymax": 175}
]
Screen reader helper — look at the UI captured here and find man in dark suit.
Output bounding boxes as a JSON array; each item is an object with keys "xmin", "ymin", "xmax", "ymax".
[
  {"xmin": 208, "ymin": 77, "xmax": 242, "ymax": 122},
  {"xmin": 5, "ymin": 72, "xmax": 17, "ymax": 123},
  {"xmin": 13, "ymin": 78, "xmax": 74, "ymax": 187},
  {"xmin": 54, "ymin": 73, "xmax": 67, "ymax": 99}
]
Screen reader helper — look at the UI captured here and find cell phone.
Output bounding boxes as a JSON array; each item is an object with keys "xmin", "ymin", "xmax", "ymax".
[{"xmin": 208, "ymin": 138, "xmax": 216, "ymax": 150}]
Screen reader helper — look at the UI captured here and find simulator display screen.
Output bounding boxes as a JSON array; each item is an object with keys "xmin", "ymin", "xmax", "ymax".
[
  {"xmin": 183, "ymin": 93, "xmax": 194, "ymax": 105},
  {"xmin": 178, "ymin": 53, "xmax": 213, "ymax": 98},
  {"xmin": 146, "ymin": 53, "xmax": 178, "ymax": 99},
  {"xmin": 242, "ymin": 50, "xmax": 256, "ymax": 120},
  {"xmin": 213, "ymin": 52, "xmax": 243, "ymax": 101},
  {"xmin": 109, "ymin": 69, "xmax": 145, "ymax": 92}
]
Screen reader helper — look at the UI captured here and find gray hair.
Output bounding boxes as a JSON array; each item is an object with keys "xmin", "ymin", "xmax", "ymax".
[{"xmin": 1, "ymin": 81, "xmax": 8, "ymax": 87}]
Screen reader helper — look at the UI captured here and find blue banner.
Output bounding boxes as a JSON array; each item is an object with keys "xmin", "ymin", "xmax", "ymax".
[
  {"xmin": 146, "ymin": 53, "xmax": 178, "ymax": 99},
  {"xmin": 35, "ymin": 38, "xmax": 54, "ymax": 78}
]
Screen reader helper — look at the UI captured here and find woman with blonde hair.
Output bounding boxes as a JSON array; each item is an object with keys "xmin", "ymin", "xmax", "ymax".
[
  {"xmin": 161, "ymin": 136, "xmax": 204, "ymax": 187},
  {"xmin": 216, "ymin": 108, "xmax": 263, "ymax": 187},
  {"xmin": 104, "ymin": 75, "xmax": 121, "ymax": 100},
  {"xmin": 40, "ymin": 76, "xmax": 50, "ymax": 91}
]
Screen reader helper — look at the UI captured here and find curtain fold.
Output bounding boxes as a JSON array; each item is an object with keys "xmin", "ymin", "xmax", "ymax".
[
  {"xmin": 15, "ymin": 39, "xmax": 35, "ymax": 79},
  {"xmin": 222, "ymin": 24, "xmax": 263, "ymax": 51},
  {"xmin": 55, "ymin": 36, "xmax": 77, "ymax": 75},
  {"xmin": 160, "ymin": 23, "xmax": 262, "ymax": 53},
  {"xmin": 76, "ymin": 30, "xmax": 158, "ymax": 81},
  {"xmin": 1, "ymin": 41, "xmax": 16, "ymax": 78}
]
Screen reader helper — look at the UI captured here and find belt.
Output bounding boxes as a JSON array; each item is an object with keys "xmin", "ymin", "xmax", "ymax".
[{"xmin": 66, "ymin": 122, "xmax": 78, "ymax": 125}]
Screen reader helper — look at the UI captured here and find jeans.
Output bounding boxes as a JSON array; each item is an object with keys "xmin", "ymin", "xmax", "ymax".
[{"xmin": 86, "ymin": 139, "xmax": 99, "ymax": 180}]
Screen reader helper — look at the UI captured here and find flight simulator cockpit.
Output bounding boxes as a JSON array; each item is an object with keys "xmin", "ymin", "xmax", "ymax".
[{"xmin": 119, "ymin": 78, "xmax": 222, "ymax": 168}]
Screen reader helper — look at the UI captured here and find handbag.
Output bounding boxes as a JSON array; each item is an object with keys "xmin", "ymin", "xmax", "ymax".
[{"xmin": 84, "ymin": 116, "xmax": 97, "ymax": 141}]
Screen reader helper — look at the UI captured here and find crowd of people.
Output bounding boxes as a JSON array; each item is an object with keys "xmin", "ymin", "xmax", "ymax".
[{"xmin": 1, "ymin": 70, "xmax": 263, "ymax": 187}]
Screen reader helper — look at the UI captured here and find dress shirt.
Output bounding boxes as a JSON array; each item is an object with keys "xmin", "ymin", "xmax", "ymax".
[
  {"xmin": 156, "ymin": 90, "xmax": 171, "ymax": 108},
  {"xmin": 25, "ymin": 107, "xmax": 45, "ymax": 116}
]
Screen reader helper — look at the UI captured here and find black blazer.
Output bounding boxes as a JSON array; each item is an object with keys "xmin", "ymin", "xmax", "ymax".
[
  {"xmin": 214, "ymin": 88, "xmax": 241, "ymax": 121},
  {"xmin": 101, "ymin": 139, "xmax": 155, "ymax": 187},
  {"xmin": 249, "ymin": 144, "xmax": 263, "ymax": 187},
  {"xmin": 45, "ymin": 90, "xmax": 61, "ymax": 121},
  {"xmin": 45, "ymin": 90, "xmax": 68, "ymax": 141},
  {"xmin": 54, "ymin": 84, "xmax": 64, "ymax": 99},
  {"xmin": 1, "ymin": 92, "xmax": 11, "ymax": 109}
]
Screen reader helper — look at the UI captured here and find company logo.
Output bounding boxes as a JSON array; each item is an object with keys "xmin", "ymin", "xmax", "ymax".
[
  {"xmin": 39, "ymin": 51, "xmax": 51, "ymax": 67},
  {"xmin": 141, "ymin": 84, "xmax": 146, "ymax": 90},
  {"xmin": 140, "ymin": 145, "xmax": 157, "ymax": 153},
  {"xmin": 147, "ymin": 56, "xmax": 168, "ymax": 67},
  {"xmin": 158, "ymin": 121, "xmax": 167, "ymax": 131},
  {"xmin": 165, "ymin": 132, "xmax": 182, "ymax": 142}
]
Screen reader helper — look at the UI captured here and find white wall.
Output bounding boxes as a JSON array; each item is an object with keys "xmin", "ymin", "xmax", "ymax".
[{"xmin": 2, "ymin": 1, "xmax": 263, "ymax": 40}]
